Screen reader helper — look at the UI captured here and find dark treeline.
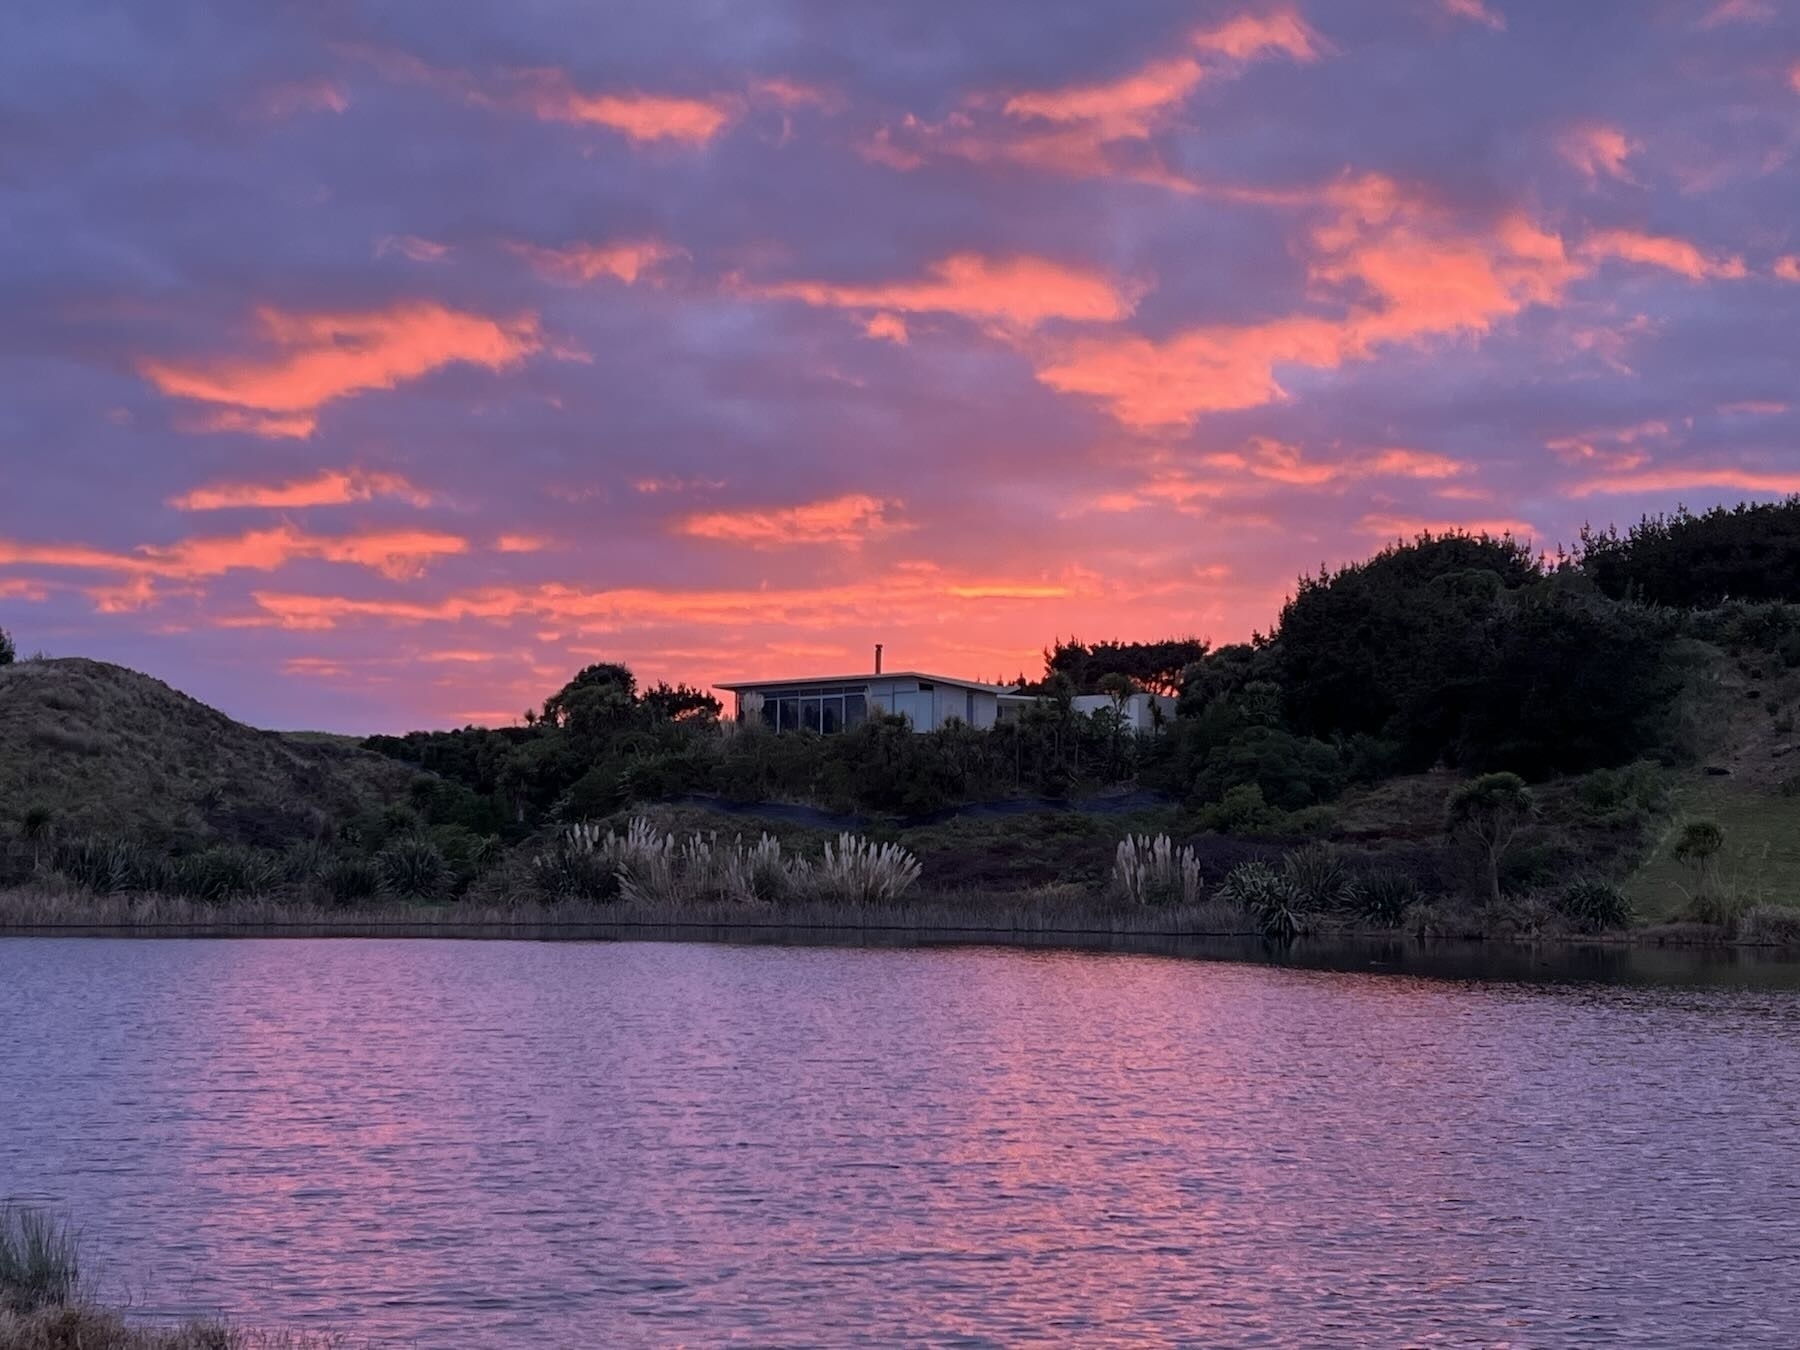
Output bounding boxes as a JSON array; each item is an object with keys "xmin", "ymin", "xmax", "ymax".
[{"xmin": 364, "ymin": 498, "xmax": 1800, "ymax": 833}]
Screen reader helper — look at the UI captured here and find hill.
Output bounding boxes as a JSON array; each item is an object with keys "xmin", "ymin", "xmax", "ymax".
[{"xmin": 0, "ymin": 657, "xmax": 414, "ymax": 850}]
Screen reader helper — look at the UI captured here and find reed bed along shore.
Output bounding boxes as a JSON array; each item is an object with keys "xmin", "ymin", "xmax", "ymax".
[{"xmin": 0, "ymin": 883, "xmax": 1258, "ymax": 938}]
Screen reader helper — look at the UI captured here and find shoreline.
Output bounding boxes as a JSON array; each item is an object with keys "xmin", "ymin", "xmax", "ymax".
[{"xmin": 0, "ymin": 887, "xmax": 1793, "ymax": 952}]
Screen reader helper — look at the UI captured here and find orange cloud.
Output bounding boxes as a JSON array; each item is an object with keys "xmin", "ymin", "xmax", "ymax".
[
  {"xmin": 871, "ymin": 9, "xmax": 1320, "ymax": 190},
  {"xmin": 509, "ymin": 238, "xmax": 684, "ymax": 284},
  {"xmin": 863, "ymin": 313, "xmax": 910, "ymax": 344},
  {"xmin": 750, "ymin": 77, "xmax": 841, "ymax": 111},
  {"xmin": 1361, "ymin": 513, "xmax": 1533, "ymax": 539},
  {"xmin": 170, "ymin": 468, "xmax": 432, "ymax": 511},
  {"xmin": 0, "ymin": 526, "xmax": 467, "ymax": 586},
  {"xmin": 514, "ymin": 70, "xmax": 733, "ymax": 143},
  {"xmin": 496, "ymin": 534, "xmax": 547, "ymax": 553},
  {"xmin": 1038, "ymin": 180, "xmax": 1582, "ymax": 426},
  {"xmin": 746, "ymin": 253, "xmax": 1137, "ymax": 332},
  {"xmin": 1441, "ymin": 0, "xmax": 1506, "ymax": 30},
  {"xmin": 1578, "ymin": 229, "xmax": 1748, "ymax": 280},
  {"xmin": 1557, "ymin": 123, "xmax": 1638, "ymax": 183},
  {"xmin": 140, "ymin": 302, "xmax": 541, "ymax": 436},
  {"xmin": 677, "ymin": 494, "xmax": 909, "ymax": 547},
  {"xmin": 1003, "ymin": 9, "xmax": 1320, "ymax": 138},
  {"xmin": 1090, "ymin": 441, "xmax": 1469, "ymax": 513},
  {"xmin": 1568, "ymin": 466, "xmax": 1800, "ymax": 497},
  {"xmin": 1545, "ymin": 418, "xmax": 1671, "ymax": 467},
  {"xmin": 244, "ymin": 562, "xmax": 1088, "ymax": 632}
]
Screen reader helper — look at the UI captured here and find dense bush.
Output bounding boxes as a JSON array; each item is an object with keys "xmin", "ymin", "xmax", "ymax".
[
  {"xmin": 167, "ymin": 845, "xmax": 280, "ymax": 903},
  {"xmin": 1216, "ymin": 861, "xmax": 1303, "ymax": 939},
  {"xmin": 1578, "ymin": 499, "xmax": 1800, "ymax": 607},
  {"xmin": 1556, "ymin": 878, "xmax": 1634, "ymax": 934},
  {"xmin": 53, "ymin": 835, "xmax": 143, "ymax": 895},
  {"xmin": 377, "ymin": 835, "xmax": 448, "ymax": 899},
  {"xmin": 1350, "ymin": 871, "xmax": 1422, "ymax": 926}
]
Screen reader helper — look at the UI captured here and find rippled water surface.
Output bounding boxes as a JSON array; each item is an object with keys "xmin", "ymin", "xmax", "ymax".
[{"xmin": 3, "ymin": 938, "xmax": 1799, "ymax": 1347}]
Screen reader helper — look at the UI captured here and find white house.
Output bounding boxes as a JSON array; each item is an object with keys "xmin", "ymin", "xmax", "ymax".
[{"xmin": 717, "ymin": 666, "xmax": 1011, "ymax": 734}]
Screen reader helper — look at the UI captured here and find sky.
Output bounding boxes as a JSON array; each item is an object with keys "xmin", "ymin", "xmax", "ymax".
[{"xmin": 2, "ymin": 0, "xmax": 1798, "ymax": 733}]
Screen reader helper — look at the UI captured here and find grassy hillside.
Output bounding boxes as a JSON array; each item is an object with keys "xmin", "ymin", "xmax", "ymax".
[{"xmin": 0, "ymin": 657, "xmax": 414, "ymax": 849}]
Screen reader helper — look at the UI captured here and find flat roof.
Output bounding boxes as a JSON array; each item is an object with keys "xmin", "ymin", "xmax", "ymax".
[{"xmin": 716, "ymin": 671, "xmax": 1015, "ymax": 694}]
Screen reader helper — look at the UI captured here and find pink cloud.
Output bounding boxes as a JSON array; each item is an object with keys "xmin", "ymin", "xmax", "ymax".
[
  {"xmin": 169, "ymin": 468, "xmax": 432, "ymax": 512},
  {"xmin": 509, "ymin": 238, "xmax": 685, "ymax": 285},
  {"xmin": 1569, "ymin": 465, "xmax": 1800, "ymax": 497},
  {"xmin": 1556, "ymin": 123, "xmax": 1639, "ymax": 184},
  {"xmin": 1775, "ymin": 255, "xmax": 1800, "ymax": 281},
  {"xmin": 139, "ymin": 302, "xmax": 541, "ymax": 436},
  {"xmin": 512, "ymin": 69, "xmax": 733, "ymax": 143},
  {"xmin": 1037, "ymin": 180, "xmax": 1582, "ymax": 426},
  {"xmin": 745, "ymin": 253, "xmax": 1138, "ymax": 332},
  {"xmin": 676, "ymin": 494, "xmax": 910, "ymax": 547},
  {"xmin": 0, "ymin": 525, "xmax": 468, "ymax": 587},
  {"xmin": 1440, "ymin": 0, "xmax": 1506, "ymax": 31},
  {"xmin": 863, "ymin": 313, "xmax": 910, "ymax": 344},
  {"xmin": 1698, "ymin": 0, "xmax": 1776, "ymax": 26},
  {"xmin": 1579, "ymin": 229, "xmax": 1748, "ymax": 279},
  {"xmin": 376, "ymin": 235, "xmax": 453, "ymax": 263}
]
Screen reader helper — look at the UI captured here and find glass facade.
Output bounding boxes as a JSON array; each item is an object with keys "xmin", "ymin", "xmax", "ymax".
[{"xmin": 741, "ymin": 685, "xmax": 873, "ymax": 734}]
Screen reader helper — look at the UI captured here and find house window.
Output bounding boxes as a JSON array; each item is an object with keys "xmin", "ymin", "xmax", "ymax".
[
  {"xmin": 800, "ymin": 696, "xmax": 821, "ymax": 732},
  {"xmin": 845, "ymin": 693, "xmax": 867, "ymax": 729},
  {"xmin": 778, "ymin": 696, "xmax": 800, "ymax": 733}
]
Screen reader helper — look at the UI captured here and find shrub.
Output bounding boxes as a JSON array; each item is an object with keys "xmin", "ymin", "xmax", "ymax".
[
  {"xmin": 0, "ymin": 1206, "xmax": 79, "ymax": 1313},
  {"xmin": 377, "ymin": 835, "xmax": 448, "ymax": 899},
  {"xmin": 1216, "ymin": 861, "xmax": 1302, "ymax": 940},
  {"xmin": 52, "ymin": 835, "xmax": 142, "ymax": 896},
  {"xmin": 531, "ymin": 839, "xmax": 621, "ymax": 903},
  {"xmin": 320, "ymin": 853, "xmax": 382, "ymax": 905},
  {"xmin": 1112, "ymin": 834, "xmax": 1202, "ymax": 906},
  {"xmin": 1680, "ymin": 889, "xmax": 1745, "ymax": 929},
  {"xmin": 1350, "ymin": 870, "xmax": 1420, "ymax": 926},
  {"xmin": 1781, "ymin": 776, "xmax": 1800, "ymax": 799},
  {"xmin": 803, "ymin": 834, "xmax": 923, "ymax": 904},
  {"xmin": 1737, "ymin": 904, "xmax": 1800, "ymax": 946},
  {"xmin": 1556, "ymin": 878, "xmax": 1634, "ymax": 934},
  {"xmin": 168, "ymin": 846, "xmax": 281, "ymax": 903},
  {"xmin": 1279, "ymin": 842, "xmax": 1354, "ymax": 911}
]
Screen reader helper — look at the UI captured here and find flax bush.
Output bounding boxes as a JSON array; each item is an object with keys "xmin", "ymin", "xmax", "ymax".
[
  {"xmin": 1349, "ymin": 870, "xmax": 1420, "ymax": 927},
  {"xmin": 1556, "ymin": 878, "xmax": 1634, "ymax": 934},
  {"xmin": 377, "ymin": 835, "xmax": 448, "ymax": 899},
  {"xmin": 1112, "ymin": 834, "xmax": 1202, "ymax": 906},
  {"xmin": 0, "ymin": 1207, "xmax": 79, "ymax": 1314},
  {"xmin": 1217, "ymin": 861, "xmax": 1303, "ymax": 940},
  {"xmin": 1279, "ymin": 842, "xmax": 1355, "ymax": 912},
  {"xmin": 52, "ymin": 835, "xmax": 143, "ymax": 896}
]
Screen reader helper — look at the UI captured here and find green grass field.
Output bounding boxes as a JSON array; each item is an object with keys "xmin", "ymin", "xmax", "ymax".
[{"xmin": 1626, "ymin": 783, "xmax": 1800, "ymax": 920}]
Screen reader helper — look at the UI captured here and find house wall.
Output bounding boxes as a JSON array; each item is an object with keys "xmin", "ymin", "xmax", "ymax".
[
  {"xmin": 740, "ymin": 677, "xmax": 1000, "ymax": 733},
  {"xmin": 1066, "ymin": 693, "xmax": 1177, "ymax": 733}
]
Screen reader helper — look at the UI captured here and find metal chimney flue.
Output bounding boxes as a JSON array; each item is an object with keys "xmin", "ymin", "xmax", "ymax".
[{"xmin": 874, "ymin": 643, "xmax": 883, "ymax": 675}]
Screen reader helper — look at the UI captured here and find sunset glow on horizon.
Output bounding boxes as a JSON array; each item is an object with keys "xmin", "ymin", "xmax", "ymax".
[{"xmin": 4, "ymin": 0, "xmax": 1799, "ymax": 732}]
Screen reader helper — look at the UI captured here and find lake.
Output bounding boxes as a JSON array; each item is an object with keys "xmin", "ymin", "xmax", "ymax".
[{"xmin": 2, "ymin": 937, "xmax": 1798, "ymax": 1346}]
